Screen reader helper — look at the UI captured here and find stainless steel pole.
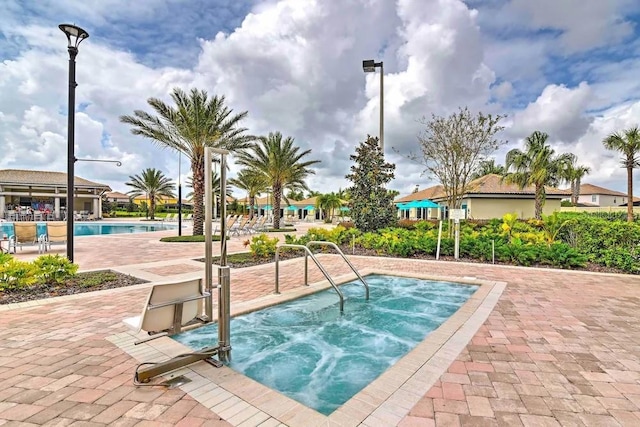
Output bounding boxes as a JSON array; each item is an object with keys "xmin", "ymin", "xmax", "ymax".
[
  {"xmin": 178, "ymin": 151, "xmax": 182, "ymax": 236},
  {"xmin": 218, "ymin": 152, "xmax": 230, "ymax": 362},
  {"xmin": 379, "ymin": 61, "xmax": 384, "ymax": 155},
  {"xmin": 66, "ymin": 47, "xmax": 77, "ymax": 262},
  {"xmin": 204, "ymin": 149, "xmax": 213, "ymax": 321}
]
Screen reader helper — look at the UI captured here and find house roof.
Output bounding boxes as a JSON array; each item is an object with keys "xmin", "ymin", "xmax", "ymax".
[
  {"xmin": 105, "ymin": 191, "xmax": 130, "ymax": 200},
  {"xmin": 395, "ymin": 174, "xmax": 570, "ymax": 203},
  {"xmin": 579, "ymin": 183, "xmax": 628, "ymax": 197},
  {"xmin": 0, "ymin": 169, "xmax": 111, "ymax": 190}
]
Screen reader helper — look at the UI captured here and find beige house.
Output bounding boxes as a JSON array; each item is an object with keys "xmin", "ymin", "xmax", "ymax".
[
  {"xmin": 0, "ymin": 169, "xmax": 111, "ymax": 220},
  {"xmin": 576, "ymin": 183, "xmax": 633, "ymax": 207},
  {"xmin": 395, "ymin": 174, "xmax": 570, "ymax": 220}
]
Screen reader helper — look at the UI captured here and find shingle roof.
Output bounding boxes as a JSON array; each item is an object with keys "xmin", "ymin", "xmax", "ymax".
[
  {"xmin": 0, "ymin": 169, "xmax": 111, "ymax": 190},
  {"xmin": 395, "ymin": 174, "xmax": 570, "ymax": 203},
  {"xmin": 105, "ymin": 191, "xmax": 130, "ymax": 200}
]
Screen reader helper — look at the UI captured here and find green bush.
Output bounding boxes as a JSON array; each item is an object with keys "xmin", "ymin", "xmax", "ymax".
[
  {"xmin": 0, "ymin": 258, "xmax": 38, "ymax": 290},
  {"xmin": 32, "ymin": 254, "xmax": 79, "ymax": 284},
  {"xmin": 249, "ymin": 234, "xmax": 279, "ymax": 258}
]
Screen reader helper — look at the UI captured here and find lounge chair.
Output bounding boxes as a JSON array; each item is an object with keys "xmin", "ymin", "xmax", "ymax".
[
  {"xmin": 184, "ymin": 214, "xmax": 193, "ymax": 222},
  {"xmin": 230, "ymin": 216, "xmax": 250, "ymax": 236},
  {"xmin": 249, "ymin": 216, "xmax": 268, "ymax": 234},
  {"xmin": 42, "ymin": 222, "xmax": 67, "ymax": 252},
  {"xmin": 163, "ymin": 213, "xmax": 176, "ymax": 222},
  {"xmin": 241, "ymin": 216, "xmax": 258, "ymax": 235},
  {"xmin": 124, "ymin": 278, "xmax": 209, "ymax": 341},
  {"xmin": 214, "ymin": 215, "xmax": 237, "ymax": 236},
  {"xmin": 8, "ymin": 222, "xmax": 45, "ymax": 253}
]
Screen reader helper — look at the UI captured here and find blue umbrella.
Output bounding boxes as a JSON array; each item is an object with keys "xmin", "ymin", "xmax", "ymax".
[
  {"xmin": 287, "ymin": 205, "xmax": 297, "ymax": 211},
  {"xmin": 397, "ymin": 203, "xmax": 410, "ymax": 210},
  {"xmin": 263, "ymin": 205, "xmax": 272, "ymax": 210},
  {"xmin": 340, "ymin": 206, "xmax": 350, "ymax": 212},
  {"xmin": 304, "ymin": 205, "xmax": 315, "ymax": 210},
  {"xmin": 406, "ymin": 199, "xmax": 439, "ymax": 208}
]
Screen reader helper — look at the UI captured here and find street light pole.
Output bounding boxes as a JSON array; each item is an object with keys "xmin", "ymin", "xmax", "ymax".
[
  {"xmin": 362, "ymin": 59, "xmax": 384, "ymax": 154},
  {"xmin": 178, "ymin": 151, "xmax": 182, "ymax": 236},
  {"xmin": 60, "ymin": 24, "xmax": 89, "ymax": 263}
]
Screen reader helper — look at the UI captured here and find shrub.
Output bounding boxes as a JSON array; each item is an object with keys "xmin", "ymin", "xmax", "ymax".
[
  {"xmin": 0, "ymin": 259, "xmax": 38, "ymax": 290},
  {"xmin": 32, "ymin": 254, "xmax": 79, "ymax": 284},
  {"xmin": 397, "ymin": 219, "xmax": 419, "ymax": 230},
  {"xmin": 249, "ymin": 234, "xmax": 279, "ymax": 258},
  {"xmin": 337, "ymin": 221, "xmax": 354, "ymax": 229}
]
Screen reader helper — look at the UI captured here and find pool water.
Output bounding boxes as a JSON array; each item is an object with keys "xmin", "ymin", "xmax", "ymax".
[
  {"xmin": 174, "ymin": 274, "xmax": 477, "ymax": 415},
  {"xmin": 0, "ymin": 222, "xmax": 177, "ymax": 237}
]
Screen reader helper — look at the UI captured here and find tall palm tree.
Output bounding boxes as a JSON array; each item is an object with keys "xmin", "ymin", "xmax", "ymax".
[
  {"xmin": 504, "ymin": 131, "xmax": 573, "ymax": 219},
  {"xmin": 315, "ymin": 193, "xmax": 342, "ymax": 221},
  {"xmin": 603, "ymin": 127, "xmax": 640, "ymax": 222},
  {"xmin": 237, "ymin": 132, "xmax": 320, "ymax": 229},
  {"xmin": 125, "ymin": 168, "xmax": 175, "ymax": 220},
  {"xmin": 120, "ymin": 87, "xmax": 253, "ymax": 235},
  {"xmin": 228, "ymin": 168, "xmax": 269, "ymax": 219},
  {"xmin": 186, "ymin": 171, "xmax": 233, "ymax": 217},
  {"xmin": 564, "ymin": 155, "xmax": 591, "ymax": 206},
  {"xmin": 471, "ymin": 159, "xmax": 507, "ymax": 180}
]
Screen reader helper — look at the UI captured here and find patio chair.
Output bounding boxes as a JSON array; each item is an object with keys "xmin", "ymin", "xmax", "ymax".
[
  {"xmin": 164, "ymin": 213, "xmax": 176, "ymax": 222},
  {"xmin": 8, "ymin": 222, "xmax": 45, "ymax": 253},
  {"xmin": 42, "ymin": 222, "xmax": 67, "ymax": 252},
  {"xmin": 123, "ymin": 278, "xmax": 209, "ymax": 341},
  {"xmin": 184, "ymin": 214, "xmax": 193, "ymax": 222},
  {"xmin": 249, "ymin": 216, "xmax": 268, "ymax": 234},
  {"xmin": 241, "ymin": 216, "xmax": 258, "ymax": 235},
  {"xmin": 214, "ymin": 215, "xmax": 237, "ymax": 236},
  {"xmin": 230, "ymin": 216, "xmax": 249, "ymax": 236}
]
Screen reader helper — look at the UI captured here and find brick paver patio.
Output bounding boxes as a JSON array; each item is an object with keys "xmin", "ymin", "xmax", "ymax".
[{"xmin": 1, "ymin": 224, "xmax": 640, "ymax": 425}]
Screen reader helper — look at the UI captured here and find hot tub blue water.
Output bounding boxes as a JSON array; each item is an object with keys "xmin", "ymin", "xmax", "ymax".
[{"xmin": 174, "ymin": 274, "xmax": 477, "ymax": 415}]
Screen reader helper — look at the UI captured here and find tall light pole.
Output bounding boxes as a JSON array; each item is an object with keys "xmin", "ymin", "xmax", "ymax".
[
  {"xmin": 60, "ymin": 24, "xmax": 89, "ymax": 263},
  {"xmin": 178, "ymin": 151, "xmax": 182, "ymax": 236},
  {"xmin": 362, "ymin": 59, "xmax": 384, "ymax": 154}
]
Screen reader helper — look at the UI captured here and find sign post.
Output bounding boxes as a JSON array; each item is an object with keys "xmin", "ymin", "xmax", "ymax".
[{"xmin": 450, "ymin": 209, "xmax": 466, "ymax": 260}]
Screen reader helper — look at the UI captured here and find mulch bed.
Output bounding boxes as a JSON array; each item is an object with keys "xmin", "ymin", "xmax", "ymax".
[{"xmin": 0, "ymin": 271, "xmax": 148, "ymax": 305}]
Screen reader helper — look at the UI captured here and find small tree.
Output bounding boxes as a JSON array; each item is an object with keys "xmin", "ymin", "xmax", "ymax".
[
  {"xmin": 411, "ymin": 107, "xmax": 506, "ymax": 211},
  {"xmin": 602, "ymin": 127, "xmax": 640, "ymax": 222},
  {"xmin": 346, "ymin": 135, "xmax": 396, "ymax": 232}
]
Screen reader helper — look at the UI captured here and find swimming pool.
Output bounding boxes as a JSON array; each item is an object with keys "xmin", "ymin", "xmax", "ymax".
[
  {"xmin": 175, "ymin": 274, "xmax": 477, "ymax": 415},
  {"xmin": 0, "ymin": 222, "xmax": 177, "ymax": 237}
]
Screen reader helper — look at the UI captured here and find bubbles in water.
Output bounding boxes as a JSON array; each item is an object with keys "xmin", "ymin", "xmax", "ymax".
[{"xmin": 174, "ymin": 274, "xmax": 477, "ymax": 415}]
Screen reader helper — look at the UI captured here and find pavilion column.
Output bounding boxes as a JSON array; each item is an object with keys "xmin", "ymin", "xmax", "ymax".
[
  {"xmin": 98, "ymin": 195, "xmax": 102, "ymax": 219},
  {"xmin": 54, "ymin": 188, "xmax": 61, "ymax": 220},
  {"xmin": 0, "ymin": 185, "xmax": 5, "ymax": 218},
  {"xmin": 93, "ymin": 197, "xmax": 99, "ymax": 218}
]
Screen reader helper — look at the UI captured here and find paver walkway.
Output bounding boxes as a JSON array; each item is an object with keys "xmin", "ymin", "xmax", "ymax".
[{"xmin": 2, "ymin": 225, "xmax": 640, "ymax": 425}]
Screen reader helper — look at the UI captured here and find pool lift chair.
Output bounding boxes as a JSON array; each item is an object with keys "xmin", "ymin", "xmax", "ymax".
[{"xmin": 133, "ymin": 147, "xmax": 233, "ymax": 387}]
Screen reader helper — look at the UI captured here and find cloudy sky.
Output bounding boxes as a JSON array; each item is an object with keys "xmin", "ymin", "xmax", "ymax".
[{"xmin": 1, "ymin": 0, "xmax": 640, "ymax": 197}]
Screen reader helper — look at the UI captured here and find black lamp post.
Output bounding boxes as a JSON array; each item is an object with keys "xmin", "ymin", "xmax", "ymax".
[
  {"xmin": 362, "ymin": 59, "xmax": 384, "ymax": 154},
  {"xmin": 60, "ymin": 24, "xmax": 89, "ymax": 263}
]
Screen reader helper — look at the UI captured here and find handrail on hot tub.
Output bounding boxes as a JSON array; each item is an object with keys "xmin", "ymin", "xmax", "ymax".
[
  {"xmin": 306, "ymin": 241, "xmax": 369, "ymax": 301},
  {"xmin": 275, "ymin": 244, "xmax": 344, "ymax": 313}
]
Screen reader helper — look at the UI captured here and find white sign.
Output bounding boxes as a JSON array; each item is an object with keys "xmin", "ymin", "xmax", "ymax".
[{"xmin": 450, "ymin": 209, "xmax": 466, "ymax": 221}]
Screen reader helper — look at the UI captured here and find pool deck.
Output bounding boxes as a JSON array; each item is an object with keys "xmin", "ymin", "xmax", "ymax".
[{"xmin": 1, "ymin": 222, "xmax": 640, "ymax": 426}]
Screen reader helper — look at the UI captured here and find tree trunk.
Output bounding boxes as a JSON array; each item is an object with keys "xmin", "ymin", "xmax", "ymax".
[
  {"xmin": 534, "ymin": 184, "xmax": 544, "ymax": 220},
  {"xmin": 273, "ymin": 185, "xmax": 282, "ymax": 229},
  {"xmin": 572, "ymin": 177, "xmax": 581, "ymax": 206},
  {"xmin": 150, "ymin": 197, "xmax": 156, "ymax": 220},
  {"xmin": 627, "ymin": 165, "xmax": 634, "ymax": 222},
  {"xmin": 249, "ymin": 196, "xmax": 255, "ymax": 219},
  {"xmin": 571, "ymin": 180, "xmax": 577, "ymax": 205},
  {"xmin": 192, "ymin": 158, "xmax": 205, "ymax": 235}
]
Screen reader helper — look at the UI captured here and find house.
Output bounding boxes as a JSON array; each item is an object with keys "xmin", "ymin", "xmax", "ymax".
[
  {"xmin": 0, "ymin": 169, "xmax": 111, "ymax": 220},
  {"xmin": 576, "ymin": 183, "xmax": 636, "ymax": 207},
  {"xmin": 395, "ymin": 174, "xmax": 570, "ymax": 220},
  {"xmin": 104, "ymin": 191, "xmax": 131, "ymax": 208}
]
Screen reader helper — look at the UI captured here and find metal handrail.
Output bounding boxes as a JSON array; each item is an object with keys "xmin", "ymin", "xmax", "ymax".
[
  {"xmin": 275, "ymin": 244, "xmax": 344, "ymax": 313},
  {"xmin": 306, "ymin": 241, "xmax": 369, "ymax": 301}
]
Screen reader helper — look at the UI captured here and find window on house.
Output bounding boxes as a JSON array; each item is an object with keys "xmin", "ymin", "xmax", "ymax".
[
  {"xmin": 591, "ymin": 195, "xmax": 597, "ymax": 203},
  {"xmin": 614, "ymin": 198, "xmax": 616, "ymax": 204}
]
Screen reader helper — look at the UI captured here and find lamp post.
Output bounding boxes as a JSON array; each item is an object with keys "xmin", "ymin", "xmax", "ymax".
[
  {"xmin": 60, "ymin": 24, "xmax": 89, "ymax": 263},
  {"xmin": 362, "ymin": 59, "xmax": 384, "ymax": 154},
  {"xmin": 178, "ymin": 151, "xmax": 182, "ymax": 236}
]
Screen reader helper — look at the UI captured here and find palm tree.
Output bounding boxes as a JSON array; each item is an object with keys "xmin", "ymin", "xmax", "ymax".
[
  {"xmin": 186, "ymin": 171, "xmax": 233, "ymax": 217},
  {"xmin": 315, "ymin": 193, "xmax": 342, "ymax": 221},
  {"xmin": 125, "ymin": 168, "xmax": 175, "ymax": 220},
  {"xmin": 120, "ymin": 87, "xmax": 253, "ymax": 235},
  {"xmin": 229, "ymin": 168, "xmax": 269, "ymax": 219},
  {"xmin": 564, "ymin": 155, "xmax": 591, "ymax": 206},
  {"xmin": 504, "ymin": 131, "xmax": 573, "ymax": 219},
  {"xmin": 237, "ymin": 132, "xmax": 320, "ymax": 229},
  {"xmin": 603, "ymin": 127, "xmax": 640, "ymax": 222},
  {"xmin": 471, "ymin": 159, "xmax": 507, "ymax": 180}
]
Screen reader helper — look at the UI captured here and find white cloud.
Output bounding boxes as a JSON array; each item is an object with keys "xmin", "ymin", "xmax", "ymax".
[{"xmin": 508, "ymin": 82, "xmax": 593, "ymax": 143}]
